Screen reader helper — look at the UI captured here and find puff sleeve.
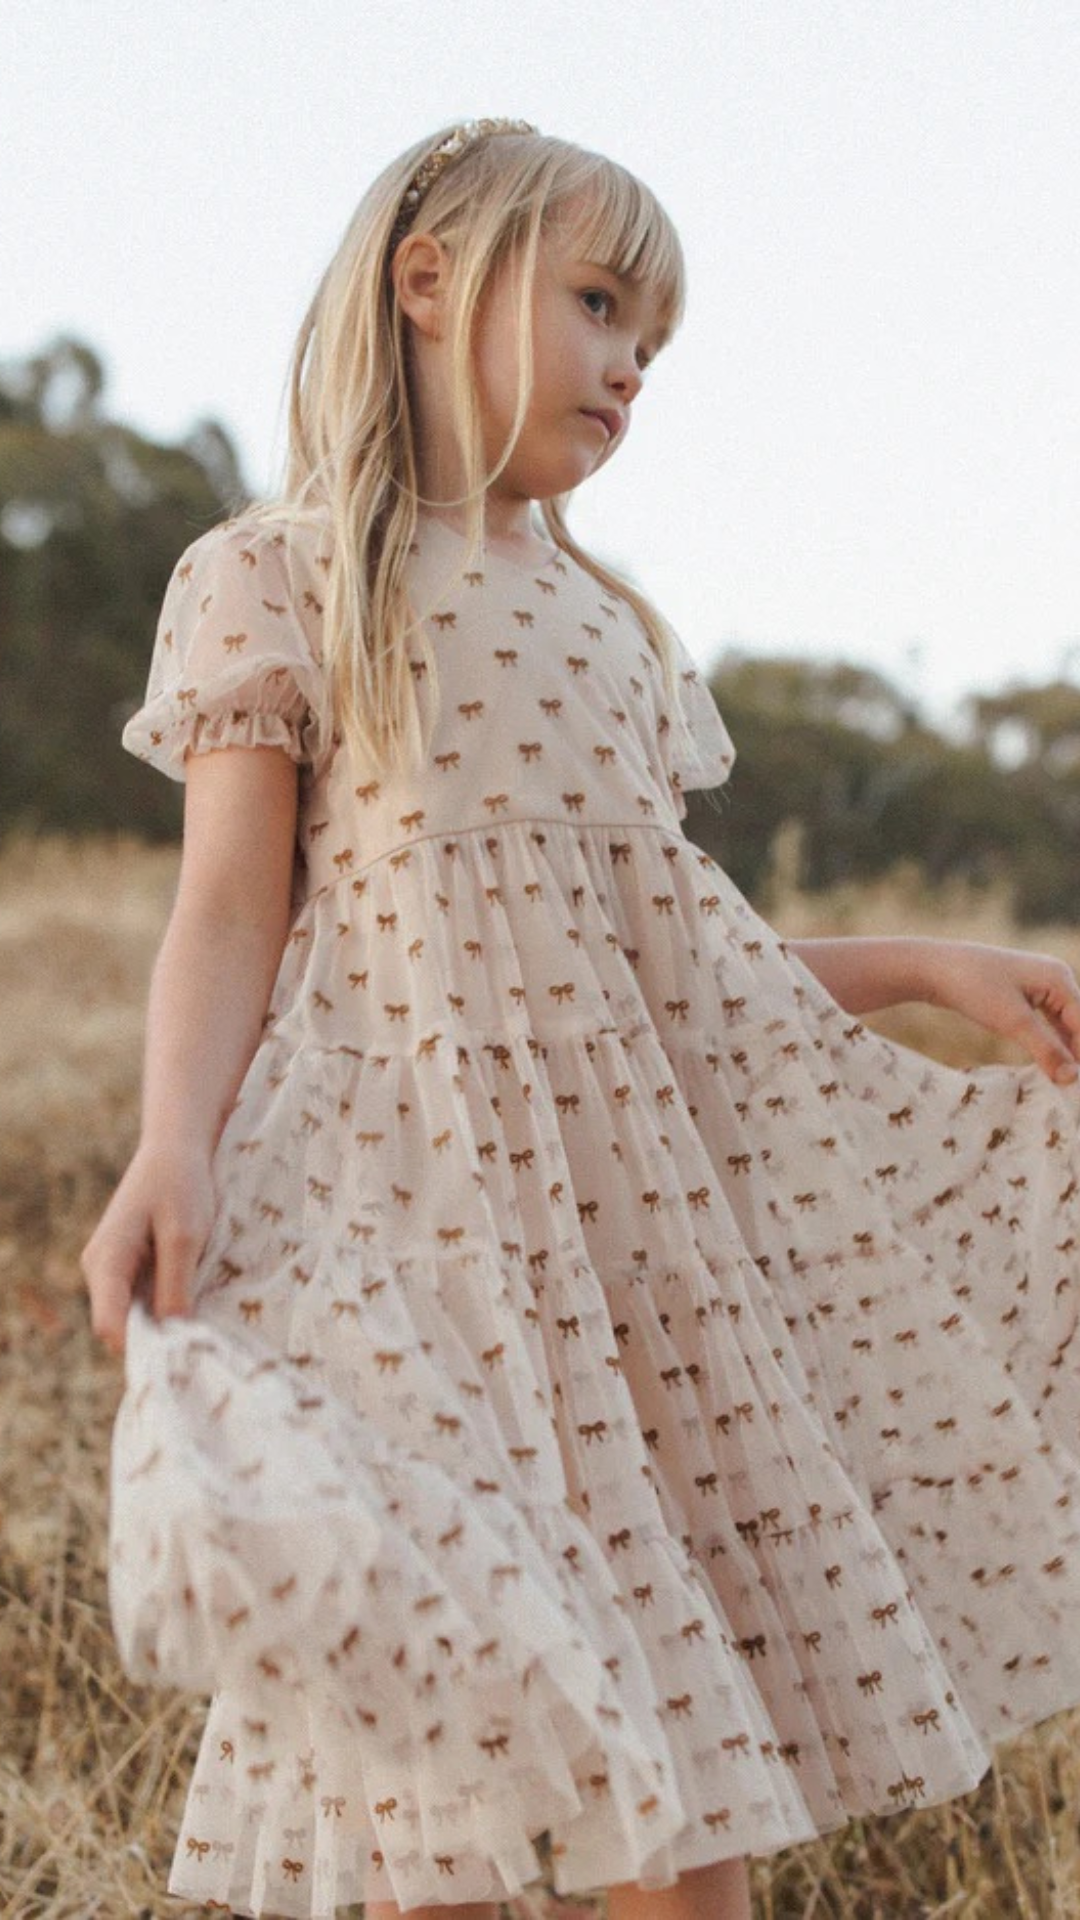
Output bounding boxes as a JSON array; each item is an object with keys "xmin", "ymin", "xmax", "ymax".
[
  {"xmin": 657, "ymin": 630, "xmax": 736, "ymax": 821},
  {"xmin": 121, "ymin": 517, "xmax": 330, "ymax": 781}
]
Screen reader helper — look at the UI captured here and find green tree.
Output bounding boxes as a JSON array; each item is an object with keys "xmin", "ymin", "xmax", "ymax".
[
  {"xmin": 693, "ymin": 653, "xmax": 1080, "ymax": 923},
  {"xmin": 0, "ymin": 334, "xmax": 247, "ymax": 840}
]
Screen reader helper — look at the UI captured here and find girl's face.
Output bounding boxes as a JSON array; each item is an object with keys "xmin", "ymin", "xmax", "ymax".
[{"xmin": 472, "ymin": 206, "xmax": 666, "ymax": 505}]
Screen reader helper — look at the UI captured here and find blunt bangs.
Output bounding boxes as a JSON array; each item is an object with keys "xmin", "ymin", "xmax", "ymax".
[{"xmin": 545, "ymin": 157, "xmax": 686, "ymax": 349}]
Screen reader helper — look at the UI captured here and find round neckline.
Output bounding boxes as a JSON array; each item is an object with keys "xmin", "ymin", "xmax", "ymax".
[{"xmin": 416, "ymin": 508, "xmax": 561, "ymax": 576}]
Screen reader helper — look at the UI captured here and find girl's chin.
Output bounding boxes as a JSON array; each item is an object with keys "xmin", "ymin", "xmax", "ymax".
[
  {"xmin": 548, "ymin": 451, "xmax": 612, "ymax": 492},
  {"xmin": 510, "ymin": 474, "xmax": 596, "ymax": 505},
  {"xmin": 502, "ymin": 443, "xmax": 611, "ymax": 499}
]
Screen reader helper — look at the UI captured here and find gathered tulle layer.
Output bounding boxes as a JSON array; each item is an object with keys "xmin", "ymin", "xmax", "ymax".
[
  {"xmin": 115, "ymin": 1303, "xmax": 696, "ymax": 1911},
  {"xmin": 118, "ymin": 1280, "xmax": 995, "ymax": 1918},
  {"xmin": 108, "ymin": 820, "xmax": 1080, "ymax": 1914}
]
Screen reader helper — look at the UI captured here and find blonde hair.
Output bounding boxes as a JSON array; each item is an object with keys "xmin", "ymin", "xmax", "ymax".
[{"xmin": 243, "ymin": 123, "xmax": 689, "ymax": 781}]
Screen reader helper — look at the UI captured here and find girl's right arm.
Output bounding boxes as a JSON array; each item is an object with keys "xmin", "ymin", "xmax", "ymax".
[{"xmin": 80, "ymin": 742, "xmax": 300, "ymax": 1356}]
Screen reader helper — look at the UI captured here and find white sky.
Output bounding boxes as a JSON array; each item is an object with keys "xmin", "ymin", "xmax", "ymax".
[{"xmin": 2, "ymin": 0, "xmax": 1078, "ymax": 722}]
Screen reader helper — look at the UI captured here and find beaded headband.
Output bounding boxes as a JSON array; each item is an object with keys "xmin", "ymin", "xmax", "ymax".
[{"xmin": 387, "ymin": 117, "xmax": 540, "ymax": 260}]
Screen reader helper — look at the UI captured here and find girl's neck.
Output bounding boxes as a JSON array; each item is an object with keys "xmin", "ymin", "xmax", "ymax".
[{"xmin": 417, "ymin": 501, "xmax": 556, "ymax": 565}]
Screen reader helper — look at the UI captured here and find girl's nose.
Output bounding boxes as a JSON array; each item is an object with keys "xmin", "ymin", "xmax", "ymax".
[{"xmin": 608, "ymin": 360, "xmax": 643, "ymax": 408}]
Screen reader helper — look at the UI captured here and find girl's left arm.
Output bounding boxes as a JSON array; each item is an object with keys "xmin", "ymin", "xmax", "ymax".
[{"xmin": 787, "ymin": 935, "xmax": 1080, "ymax": 1087}]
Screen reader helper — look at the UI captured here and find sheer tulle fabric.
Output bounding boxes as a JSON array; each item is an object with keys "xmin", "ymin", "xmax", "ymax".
[{"xmin": 110, "ymin": 512, "xmax": 1080, "ymax": 1916}]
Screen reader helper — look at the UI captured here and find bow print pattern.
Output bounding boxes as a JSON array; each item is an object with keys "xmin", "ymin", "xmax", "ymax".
[{"xmin": 107, "ymin": 510, "xmax": 1080, "ymax": 1917}]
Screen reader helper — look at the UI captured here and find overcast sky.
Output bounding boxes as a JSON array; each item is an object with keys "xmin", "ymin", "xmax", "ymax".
[{"xmin": 2, "ymin": 0, "xmax": 1077, "ymax": 722}]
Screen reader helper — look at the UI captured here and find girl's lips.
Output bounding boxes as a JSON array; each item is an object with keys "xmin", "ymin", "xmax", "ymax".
[{"xmin": 581, "ymin": 409, "xmax": 618, "ymax": 440}]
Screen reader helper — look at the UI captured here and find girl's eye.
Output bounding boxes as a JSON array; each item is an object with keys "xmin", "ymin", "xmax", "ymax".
[
  {"xmin": 581, "ymin": 288, "xmax": 612, "ymax": 319},
  {"xmin": 581, "ymin": 287, "xmax": 655, "ymax": 373}
]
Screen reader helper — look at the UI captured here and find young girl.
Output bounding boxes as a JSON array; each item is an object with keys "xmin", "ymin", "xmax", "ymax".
[{"xmin": 82, "ymin": 119, "xmax": 1080, "ymax": 1920}]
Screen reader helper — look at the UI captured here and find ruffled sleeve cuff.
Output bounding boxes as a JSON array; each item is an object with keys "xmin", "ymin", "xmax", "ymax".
[
  {"xmin": 121, "ymin": 664, "xmax": 323, "ymax": 783},
  {"xmin": 120, "ymin": 518, "xmax": 331, "ymax": 783}
]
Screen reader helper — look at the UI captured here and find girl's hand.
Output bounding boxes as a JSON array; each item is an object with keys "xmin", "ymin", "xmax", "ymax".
[
  {"xmin": 80, "ymin": 1144, "xmax": 216, "ymax": 1357},
  {"xmin": 924, "ymin": 940, "xmax": 1080, "ymax": 1086}
]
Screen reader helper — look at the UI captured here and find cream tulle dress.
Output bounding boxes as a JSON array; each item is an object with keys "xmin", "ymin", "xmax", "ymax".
[{"xmin": 109, "ymin": 507, "xmax": 1080, "ymax": 1918}]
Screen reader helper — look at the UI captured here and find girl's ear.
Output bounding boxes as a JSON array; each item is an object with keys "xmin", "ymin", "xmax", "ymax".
[{"xmin": 392, "ymin": 232, "xmax": 451, "ymax": 341}]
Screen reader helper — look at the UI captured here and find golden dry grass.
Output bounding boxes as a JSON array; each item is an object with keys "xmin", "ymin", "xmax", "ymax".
[{"xmin": 3, "ymin": 832, "xmax": 1080, "ymax": 1919}]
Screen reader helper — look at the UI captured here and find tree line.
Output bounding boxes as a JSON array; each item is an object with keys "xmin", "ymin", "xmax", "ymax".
[{"xmin": 3, "ymin": 335, "xmax": 1080, "ymax": 923}]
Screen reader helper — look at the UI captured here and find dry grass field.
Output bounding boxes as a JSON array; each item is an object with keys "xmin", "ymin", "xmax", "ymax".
[{"xmin": 3, "ymin": 831, "xmax": 1080, "ymax": 1919}]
